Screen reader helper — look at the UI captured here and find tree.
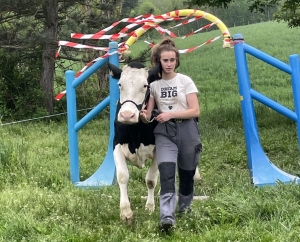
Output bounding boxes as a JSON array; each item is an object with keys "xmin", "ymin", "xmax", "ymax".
[
  {"xmin": 149, "ymin": 0, "xmax": 186, "ymax": 13},
  {"xmin": 135, "ymin": 1, "xmax": 161, "ymax": 16},
  {"xmin": 185, "ymin": 0, "xmax": 300, "ymax": 28},
  {"xmin": 201, "ymin": 0, "xmax": 277, "ymax": 28},
  {"xmin": 122, "ymin": 0, "xmax": 140, "ymax": 16},
  {"xmin": 0, "ymin": 0, "xmax": 82, "ymax": 116},
  {"xmin": 41, "ymin": 0, "xmax": 59, "ymax": 115},
  {"xmin": 185, "ymin": 0, "xmax": 232, "ymax": 8},
  {"xmin": 0, "ymin": 0, "xmax": 123, "ymax": 120}
]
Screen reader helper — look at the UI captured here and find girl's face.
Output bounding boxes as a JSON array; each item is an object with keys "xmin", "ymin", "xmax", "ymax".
[{"xmin": 160, "ymin": 51, "xmax": 177, "ymax": 74}]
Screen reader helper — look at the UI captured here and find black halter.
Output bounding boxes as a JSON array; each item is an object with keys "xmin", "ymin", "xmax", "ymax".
[{"xmin": 119, "ymin": 85, "xmax": 150, "ymax": 112}]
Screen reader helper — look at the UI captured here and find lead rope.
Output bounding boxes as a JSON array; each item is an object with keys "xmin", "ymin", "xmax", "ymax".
[{"xmin": 147, "ymin": 109, "xmax": 177, "ymax": 137}]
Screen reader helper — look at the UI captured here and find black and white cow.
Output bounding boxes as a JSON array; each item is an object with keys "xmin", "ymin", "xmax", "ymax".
[{"xmin": 108, "ymin": 62, "xmax": 201, "ymax": 222}]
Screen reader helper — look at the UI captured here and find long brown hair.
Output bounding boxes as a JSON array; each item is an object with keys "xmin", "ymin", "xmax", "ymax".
[{"xmin": 150, "ymin": 37, "xmax": 180, "ymax": 69}]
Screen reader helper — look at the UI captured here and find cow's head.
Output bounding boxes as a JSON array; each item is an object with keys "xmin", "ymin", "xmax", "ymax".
[{"xmin": 108, "ymin": 62, "xmax": 161, "ymax": 124}]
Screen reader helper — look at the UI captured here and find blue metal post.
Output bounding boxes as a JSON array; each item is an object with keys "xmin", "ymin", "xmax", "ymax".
[
  {"xmin": 75, "ymin": 42, "xmax": 119, "ymax": 187},
  {"xmin": 249, "ymin": 89, "xmax": 297, "ymax": 121},
  {"xmin": 109, "ymin": 42, "xmax": 120, "ymax": 140},
  {"xmin": 73, "ymin": 58, "xmax": 109, "ymax": 88},
  {"xmin": 67, "ymin": 57, "xmax": 109, "ymax": 184},
  {"xmin": 66, "ymin": 70, "xmax": 79, "ymax": 183},
  {"xmin": 233, "ymin": 33, "xmax": 299, "ymax": 186},
  {"xmin": 289, "ymin": 54, "xmax": 300, "ymax": 150},
  {"xmin": 75, "ymin": 96, "xmax": 110, "ymax": 132},
  {"xmin": 243, "ymin": 44, "xmax": 292, "ymax": 74},
  {"xmin": 233, "ymin": 34, "xmax": 256, "ymax": 176}
]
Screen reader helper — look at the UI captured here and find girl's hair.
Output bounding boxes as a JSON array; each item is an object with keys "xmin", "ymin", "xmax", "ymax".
[{"xmin": 150, "ymin": 37, "xmax": 180, "ymax": 69}]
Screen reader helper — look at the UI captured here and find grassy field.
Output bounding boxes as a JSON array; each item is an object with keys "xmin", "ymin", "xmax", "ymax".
[{"xmin": 1, "ymin": 21, "xmax": 300, "ymax": 241}]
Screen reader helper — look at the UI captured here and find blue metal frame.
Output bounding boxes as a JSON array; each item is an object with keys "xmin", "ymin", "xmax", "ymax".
[
  {"xmin": 233, "ymin": 33, "xmax": 300, "ymax": 186},
  {"xmin": 66, "ymin": 42, "xmax": 119, "ymax": 187},
  {"xmin": 66, "ymin": 35, "xmax": 300, "ymax": 188}
]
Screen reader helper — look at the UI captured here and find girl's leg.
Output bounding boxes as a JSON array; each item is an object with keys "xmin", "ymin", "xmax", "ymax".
[
  {"xmin": 177, "ymin": 120, "xmax": 202, "ymax": 214},
  {"xmin": 178, "ymin": 168, "xmax": 195, "ymax": 214},
  {"xmin": 154, "ymin": 125, "xmax": 178, "ymax": 228}
]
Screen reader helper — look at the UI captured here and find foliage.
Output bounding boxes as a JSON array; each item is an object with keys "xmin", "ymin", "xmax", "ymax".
[
  {"xmin": 136, "ymin": 0, "xmax": 186, "ymax": 14},
  {"xmin": 0, "ymin": 0, "xmax": 123, "ymax": 120},
  {"xmin": 0, "ymin": 39, "xmax": 46, "ymax": 121},
  {"xmin": 127, "ymin": 0, "xmax": 276, "ymax": 33},
  {"xmin": 185, "ymin": 0, "xmax": 232, "ymax": 8},
  {"xmin": 201, "ymin": 0, "xmax": 277, "ymax": 27},
  {"xmin": 271, "ymin": 0, "xmax": 300, "ymax": 27},
  {"xmin": 130, "ymin": 0, "xmax": 161, "ymax": 16},
  {"xmin": 0, "ymin": 0, "xmax": 296, "ymax": 120},
  {"xmin": 186, "ymin": 0, "xmax": 300, "ymax": 28},
  {"xmin": 122, "ymin": 0, "xmax": 140, "ymax": 16},
  {"xmin": 1, "ymin": 21, "xmax": 300, "ymax": 240},
  {"xmin": 0, "ymin": 0, "xmax": 284, "ymax": 122}
]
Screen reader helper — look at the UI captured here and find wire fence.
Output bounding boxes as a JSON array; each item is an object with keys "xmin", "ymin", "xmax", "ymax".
[{"xmin": 0, "ymin": 107, "xmax": 94, "ymax": 126}]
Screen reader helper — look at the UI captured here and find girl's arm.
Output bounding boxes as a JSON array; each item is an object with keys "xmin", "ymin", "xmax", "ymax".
[
  {"xmin": 140, "ymin": 97, "xmax": 156, "ymax": 123},
  {"xmin": 156, "ymin": 93, "xmax": 200, "ymax": 122}
]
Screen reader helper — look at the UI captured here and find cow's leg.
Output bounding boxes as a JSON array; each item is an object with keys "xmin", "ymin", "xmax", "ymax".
[
  {"xmin": 114, "ymin": 145, "xmax": 133, "ymax": 222},
  {"xmin": 193, "ymin": 166, "xmax": 202, "ymax": 182},
  {"xmin": 145, "ymin": 153, "xmax": 159, "ymax": 212}
]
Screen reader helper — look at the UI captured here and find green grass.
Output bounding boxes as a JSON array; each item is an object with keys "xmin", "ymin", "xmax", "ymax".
[{"xmin": 2, "ymin": 21, "xmax": 300, "ymax": 241}]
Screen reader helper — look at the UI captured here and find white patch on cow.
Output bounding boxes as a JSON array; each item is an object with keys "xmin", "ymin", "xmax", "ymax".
[
  {"xmin": 120, "ymin": 143, "xmax": 155, "ymax": 168},
  {"xmin": 114, "ymin": 143, "xmax": 158, "ymax": 222},
  {"xmin": 114, "ymin": 144, "xmax": 132, "ymax": 221},
  {"xmin": 117, "ymin": 65, "xmax": 149, "ymax": 124},
  {"xmin": 194, "ymin": 167, "xmax": 202, "ymax": 182}
]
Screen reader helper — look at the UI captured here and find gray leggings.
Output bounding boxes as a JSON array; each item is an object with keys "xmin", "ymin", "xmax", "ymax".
[
  {"xmin": 154, "ymin": 119, "xmax": 202, "ymax": 223},
  {"xmin": 154, "ymin": 119, "xmax": 202, "ymax": 170}
]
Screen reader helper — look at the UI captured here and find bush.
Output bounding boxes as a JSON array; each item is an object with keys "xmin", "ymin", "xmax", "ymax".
[{"xmin": 0, "ymin": 49, "xmax": 47, "ymax": 122}]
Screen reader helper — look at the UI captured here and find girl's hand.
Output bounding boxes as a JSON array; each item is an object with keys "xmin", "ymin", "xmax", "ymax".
[
  {"xmin": 155, "ymin": 112, "xmax": 172, "ymax": 123},
  {"xmin": 139, "ymin": 110, "xmax": 149, "ymax": 123}
]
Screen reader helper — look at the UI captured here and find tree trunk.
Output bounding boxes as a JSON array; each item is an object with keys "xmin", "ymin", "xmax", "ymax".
[{"xmin": 40, "ymin": 0, "xmax": 58, "ymax": 114}]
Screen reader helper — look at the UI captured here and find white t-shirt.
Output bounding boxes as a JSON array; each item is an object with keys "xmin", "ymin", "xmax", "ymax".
[{"xmin": 150, "ymin": 73, "xmax": 198, "ymax": 112}]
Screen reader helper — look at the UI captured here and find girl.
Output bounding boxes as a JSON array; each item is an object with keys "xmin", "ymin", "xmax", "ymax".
[{"xmin": 140, "ymin": 37, "xmax": 202, "ymax": 232}]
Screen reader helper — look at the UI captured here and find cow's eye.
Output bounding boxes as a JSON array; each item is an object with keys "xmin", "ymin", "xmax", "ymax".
[
  {"xmin": 118, "ymin": 84, "xmax": 121, "ymax": 87},
  {"xmin": 144, "ymin": 85, "xmax": 148, "ymax": 88}
]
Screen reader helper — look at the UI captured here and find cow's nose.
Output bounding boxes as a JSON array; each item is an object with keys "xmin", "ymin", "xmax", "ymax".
[{"xmin": 119, "ymin": 111, "xmax": 135, "ymax": 121}]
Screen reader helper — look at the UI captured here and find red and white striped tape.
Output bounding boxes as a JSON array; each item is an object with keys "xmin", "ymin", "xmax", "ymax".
[
  {"xmin": 70, "ymin": 15, "xmax": 153, "ymax": 40},
  {"xmin": 181, "ymin": 22, "xmax": 218, "ymax": 39},
  {"xmin": 54, "ymin": 90, "xmax": 66, "ymax": 101},
  {"xmin": 55, "ymin": 46, "xmax": 61, "ymax": 58},
  {"xmin": 144, "ymin": 35, "xmax": 222, "ymax": 53},
  {"xmin": 151, "ymin": 24, "xmax": 177, "ymax": 38},
  {"xmin": 55, "ymin": 50, "xmax": 118, "ymax": 101},
  {"xmin": 58, "ymin": 41, "xmax": 110, "ymax": 51},
  {"xmin": 56, "ymin": 34, "xmax": 221, "ymax": 101},
  {"xmin": 179, "ymin": 36, "xmax": 222, "ymax": 53},
  {"xmin": 55, "ymin": 11, "xmax": 231, "ymax": 100},
  {"xmin": 56, "ymin": 41, "xmax": 126, "ymax": 59},
  {"xmin": 170, "ymin": 15, "xmax": 203, "ymax": 29},
  {"xmin": 75, "ymin": 51, "xmax": 119, "ymax": 77},
  {"xmin": 143, "ymin": 41, "xmax": 156, "ymax": 48},
  {"xmin": 57, "ymin": 12, "xmax": 216, "ymax": 58},
  {"xmin": 70, "ymin": 14, "xmax": 193, "ymax": 41},
  {"xmin": 71, "ymin": 32, "xmax": 128, "ymax": 40}
]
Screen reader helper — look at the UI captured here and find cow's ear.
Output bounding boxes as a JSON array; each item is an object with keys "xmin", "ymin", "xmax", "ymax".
[
  {"xmin": 107, "ymin": 62, "xmax": 122, "ymax": 79},
  {"xmin": 148, "ymin": 63, "xmax": 162, "ymax": 83}
]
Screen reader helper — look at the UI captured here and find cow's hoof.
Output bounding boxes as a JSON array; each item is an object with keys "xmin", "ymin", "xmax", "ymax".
[
  {"xmin": 194, "ymin": 168, "xmax": 202, "ymax": 183},
  {"xmin": 193, "ymin": 174, "xmax": 202, "ymax": 184},
  {"xmin": 122, "ymin": 216, "xmax": 135, "ymax": 225},
  {"xmin": 120, "ymin": 211, "xmax": 134, "ymax": 225},
  {"xmin": 126, "ymin": 216, "xmax": 135, "ymax": 225},
  {"xmin": 145, "ymin": 203, "xmax": 155, "ymax": 213}
]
